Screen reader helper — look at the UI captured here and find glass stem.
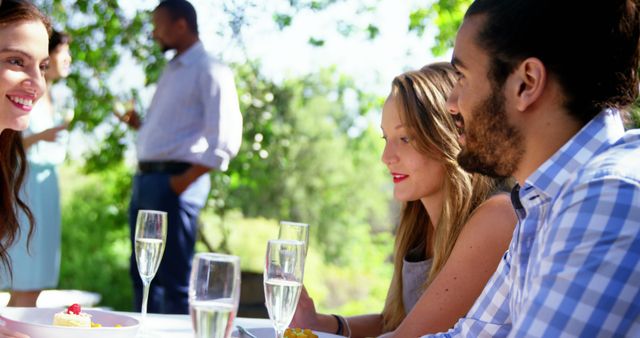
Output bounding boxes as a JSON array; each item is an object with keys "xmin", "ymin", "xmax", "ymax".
[
  {"xmin": 276, "ymin": 327, "xmax": 285, "ymax": 338},
  {"xmin": 141, "ymin": 280, "xmax": 150, "ymax": 326}
]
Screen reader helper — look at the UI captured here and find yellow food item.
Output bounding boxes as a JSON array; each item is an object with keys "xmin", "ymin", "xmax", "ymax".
[
  {"xmin": 284, "ymin": 328, "xmax": 319, "ymax": 338},
  {"xmin": 90, "ymin": 322, "xmax": 124, "ymax": 328}
]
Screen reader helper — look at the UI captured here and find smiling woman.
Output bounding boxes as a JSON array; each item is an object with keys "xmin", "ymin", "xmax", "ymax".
[{"xmin": 0, "ymin": 1, "xmax": 51, "ymax": 337}]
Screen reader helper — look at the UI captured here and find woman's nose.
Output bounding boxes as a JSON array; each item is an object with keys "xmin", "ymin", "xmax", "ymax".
[
  {"xmin": 446, "ymin": 85, "xmax": 460, "ymax": 116},
  {"xmin": 381, "ymin": 142, "xmax": 398, "ymax": 165},
  {"xmin": 22, "ymin": 69, "xmax": 46, "ymax": 99}
]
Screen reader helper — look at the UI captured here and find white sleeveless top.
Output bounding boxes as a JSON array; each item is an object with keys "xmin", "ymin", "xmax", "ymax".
[
  {"xmin": 25, "ymin": 83, "xmax": 72, "ymax": 165},
  {"xmin": 402, "ymin": 257, "xmax": 433, "ymax": 314}
]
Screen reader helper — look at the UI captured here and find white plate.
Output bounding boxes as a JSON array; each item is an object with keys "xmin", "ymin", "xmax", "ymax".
[
  {"xmin": 0, "ymin": 307, "xmax": 139, "ymax": 338},
  {"xmin": 231, "ymin": 326, "xmax": 343, "ymax": 338}
]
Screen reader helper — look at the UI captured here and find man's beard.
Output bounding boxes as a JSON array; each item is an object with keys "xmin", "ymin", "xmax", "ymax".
[{"xmin": 457, "ymin": 88, "xmax": 524, "ymax": 178}]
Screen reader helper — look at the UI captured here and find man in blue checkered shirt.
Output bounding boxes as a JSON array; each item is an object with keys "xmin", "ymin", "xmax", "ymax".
[{"xmin": 422, "ymin": 0, "xmax": 640, "ymax": 336}]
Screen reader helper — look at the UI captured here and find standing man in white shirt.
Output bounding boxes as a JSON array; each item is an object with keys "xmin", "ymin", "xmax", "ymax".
[{"xmin": 118, "ymin": 0, "xmax": 243, "ymax": 314}]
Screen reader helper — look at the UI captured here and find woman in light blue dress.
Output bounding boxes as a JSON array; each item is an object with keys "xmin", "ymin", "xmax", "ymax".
[{"xmin": 0, "ymin": 30, "xmax": 73, "ymax": 307}]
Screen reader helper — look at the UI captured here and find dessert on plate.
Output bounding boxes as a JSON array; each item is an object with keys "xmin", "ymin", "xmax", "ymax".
[
  {"xmin": 284, "ymin": 328, "xmax": 319, "ymax": 338},
  {"xmin": 52, "ymin": 303, "xmax": 92, "ymax": 327}
]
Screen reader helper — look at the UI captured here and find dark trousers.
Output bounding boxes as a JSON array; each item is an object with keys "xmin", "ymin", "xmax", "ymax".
[{"xmin": 128, "ymin": 171, "xmax": 210, "ymax": 314}]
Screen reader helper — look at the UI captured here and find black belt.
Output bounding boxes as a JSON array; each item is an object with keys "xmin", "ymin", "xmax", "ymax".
[{"xmin": 138, "ymin": 161, "xmax": 191, "ymax": 174}]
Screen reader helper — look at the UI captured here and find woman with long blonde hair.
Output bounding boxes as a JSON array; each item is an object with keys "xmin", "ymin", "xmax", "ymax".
[{"xmin": 291, "ymin": 63, "xmax": 516, "ymax": 337}]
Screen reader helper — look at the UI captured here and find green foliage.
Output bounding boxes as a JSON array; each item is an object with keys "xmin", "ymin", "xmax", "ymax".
[
  {"xmin": 209, "ymin": 62, "xmax": 391, "ymax": 263},
  {"xmin": 273, "ymin": 13, "xmax": 293, "ymax": 29},
  {"xmin": 36, "ymin": 0, "xmax": 164, "ymax": 172},
  {"xmin": 43, "ymin": 0, "xmax": 395, "ymax": 312},
  {"xmin": 410, "ymin": 0, "xmax": 472, "ymax": 56},
  {"xmin": 261, "ymin": 0, "xmax": 380, "ymax": 45},
  {"xmin": 308, "ymin": 37, "xmax": 326, "ymax": 47},
  {"xmin": 197, "ymin": 211, "xmax": 394, "ymax": 315},
  {"xmin": 630, "ymin": 97, "xmax": 640, "ymax": 129},
  {"xmin": 58, "ymin": 164, "xmax": 133, "ymax": 311},
  {"xmin": 408, "ymin": 8, "xmax": 430, "ymax": 37},
  {"xmin": 366, "ymin": 24, "xmax": 380, "ymax": 40}
]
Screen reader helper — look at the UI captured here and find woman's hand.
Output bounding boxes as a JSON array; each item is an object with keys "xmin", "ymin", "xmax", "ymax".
[
  {"xmin": 290, "ymin": 286, "xmax": 322, "ymax": 330},
  {"xmin": 38, "ymin": 125, "xmax": 67, "ymax": 142},
  {"xmin": 0, "ymin": 327, "xmax": 29, "ymax": 338},
  {"xmin": 22, "ymin": 125, "xmax": 68, "ymax": 149}
]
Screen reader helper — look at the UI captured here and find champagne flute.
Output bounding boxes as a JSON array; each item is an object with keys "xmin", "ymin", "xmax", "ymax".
[
  {"xmin": 134, "ymin": 210, "xmax": 167, "ymax": 328},
  {"xmin": 113, "ymin": 93, "xmax": 135, "ymax": 114},
  {"xmin": 113, "ymin": 93, "xmax": 137, "ymax": 125},
  {"xmin": 277, "ymin": 221, "xmax": 309, "ymax": 256},
  {"xmin": 62, "ymin": 108, "xmax": 74, "ymax": 125},
  {"xmin": 264, "ymin": 239, "xmax": 305, "ymax": 338},
  {"xmin": 189, "ymin": 253, "xmax": 241, "ymax": 338}
]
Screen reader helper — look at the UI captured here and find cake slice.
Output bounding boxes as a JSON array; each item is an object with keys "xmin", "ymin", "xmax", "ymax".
[{"xmin": 53, "ymin": 303, "xmax": 91, "ymax": 327}]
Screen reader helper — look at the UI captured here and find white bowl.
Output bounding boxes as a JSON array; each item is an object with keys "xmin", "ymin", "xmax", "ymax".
[{"xmin": 0, "ymin": 307, "xmax": 139, "ymax": 338}]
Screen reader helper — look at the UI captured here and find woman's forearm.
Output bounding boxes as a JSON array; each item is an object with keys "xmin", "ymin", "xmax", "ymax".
[{"xmin": 21, "ymin": 133, "xmax": 41, "ymax": 149}]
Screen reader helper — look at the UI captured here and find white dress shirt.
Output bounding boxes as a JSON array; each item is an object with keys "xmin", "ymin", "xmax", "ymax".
[{"xmin": 136, "ymin": 41, "xmax": 242, "ymax": 171}]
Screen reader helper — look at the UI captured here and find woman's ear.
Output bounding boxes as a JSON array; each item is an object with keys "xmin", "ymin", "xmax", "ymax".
[{"xmin": 511, "ymin": 57, "xmax": 546, "ymax": 112}]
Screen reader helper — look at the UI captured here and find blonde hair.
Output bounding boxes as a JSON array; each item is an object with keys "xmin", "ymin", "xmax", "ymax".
[{"xmin": 381, "ymin": 63, "xmax": 504, "ymax": 331}]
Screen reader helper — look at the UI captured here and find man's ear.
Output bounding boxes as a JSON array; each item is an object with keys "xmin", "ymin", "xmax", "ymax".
[
  {"xmin": 176, "ymin": 18, "xmax": 189, "ymax": 34},
  {"xmin": 510, "ymin": 57, "xmax": 546, "ymax": 112}
]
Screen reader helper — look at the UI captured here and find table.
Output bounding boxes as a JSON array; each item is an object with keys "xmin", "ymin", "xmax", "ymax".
[{"xmin": 125, "ymin": 312, "xmax": 272, "ymax": 338}]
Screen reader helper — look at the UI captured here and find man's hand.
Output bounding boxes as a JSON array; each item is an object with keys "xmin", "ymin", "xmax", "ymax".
[
  {"xmin": 114, "ymin": 108, "xmax": 141, "ymax": 130},
  {"xmin": 169, "ymin": 173, "xmax": 192, "ymax": 195},
  {"xmin": 169, "ymin": 164, "xmax": 212, "ymax": 195}
]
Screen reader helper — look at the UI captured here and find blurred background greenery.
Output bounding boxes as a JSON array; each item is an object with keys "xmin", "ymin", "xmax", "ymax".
[{"xmin": 29, "ymin": 0, "xmax": 639, "ymax": 316}]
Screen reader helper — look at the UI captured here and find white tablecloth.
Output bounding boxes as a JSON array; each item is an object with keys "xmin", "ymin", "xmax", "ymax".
[{"xmin": 124, "ymin": 312, "xmax": 272, "ymax": 338}]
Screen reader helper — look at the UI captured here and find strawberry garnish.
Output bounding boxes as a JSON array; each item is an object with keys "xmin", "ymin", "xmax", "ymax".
[{"xmin": 66, "ymin": 303, "xmax": 81, "ymax": 315}]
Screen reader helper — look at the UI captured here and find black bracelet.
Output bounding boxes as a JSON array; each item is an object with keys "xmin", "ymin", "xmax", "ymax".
[{"xmin": 332, "ymin": 314, "xmax": 343, "ymax": 335}]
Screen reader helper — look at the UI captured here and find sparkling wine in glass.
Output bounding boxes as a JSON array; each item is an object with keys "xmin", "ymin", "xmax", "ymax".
[
  {"xmin": 277, "ymin": 221, "xmax": 309, "ymax": 256},
  {"xmin": 264, "ymin": 239, "xmax": 305, "ymax": 338},
  {"xmin": 134, "ymin": 210, "xmax": 167, "ymax": 327},
  {"xmin": 189, "ymin": 253, "xmax": 241, "ymax": 338},
  {"xmin": 62, "ymin": 108, "xmax": 74, "ymax": 124},
  {"xmin": 113, "ymin": 94, "xmax": 135, "ymax": 115}
]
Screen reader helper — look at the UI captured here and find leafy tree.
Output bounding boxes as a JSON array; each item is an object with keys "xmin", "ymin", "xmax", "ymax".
[
  {"xmin": 38, "ymin": 0, "xmax": 639, "ymax": 311},
  {"xmin": 37, "ymin": 1, "xmax": 393, "ymax": 311},
  {"xmin": 408, "ymin": 0, "xmax": 472, "ymax": 56},
  {"xmin": 209, "ymin": 61, "xmax": 391, "ymax": 262},
  {"xmin": 58, "ymin": 164, "xmax": 132, "ymax": 310},
  {"xmin": 35, "ymin": 0, "xmax": 164, "ymax": 172}
]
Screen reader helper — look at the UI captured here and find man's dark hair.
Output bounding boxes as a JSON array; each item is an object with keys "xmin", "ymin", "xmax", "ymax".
[
  {"xmin": 466, "ymin": 0, "xmax": 640, "ymax": 125},
  {"xmin": 155, "ymin": 0, "xmax": 198, "ymax": 35}
]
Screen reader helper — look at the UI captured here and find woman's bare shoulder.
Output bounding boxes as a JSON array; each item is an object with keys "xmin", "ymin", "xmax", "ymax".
[{"xmin": 465, "ymin": 193, "xmax": 516, "ymax": 233}]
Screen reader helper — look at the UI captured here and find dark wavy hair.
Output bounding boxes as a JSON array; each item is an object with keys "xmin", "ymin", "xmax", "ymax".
[
  {"xmin": 0, "ymin": 0, "xmax": 51, "ymax": 275},
  {"xmin": 466, "ymin": 0, "xmax": 640, "ymax": 125},
  {"xmin": 49, "ymin": 29, "xmax": 71, "ymax": 53}
]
